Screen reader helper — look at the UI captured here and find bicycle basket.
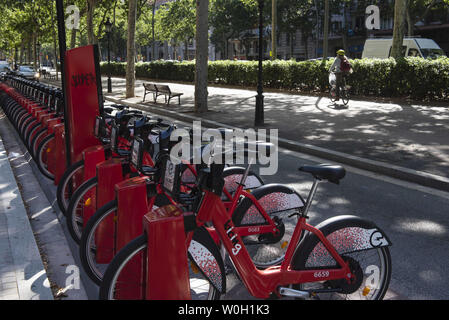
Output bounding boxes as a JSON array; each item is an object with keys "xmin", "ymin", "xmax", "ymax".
[{"xmin": 131, "ymin": 137, "xmax": 144, "ymax": 170}]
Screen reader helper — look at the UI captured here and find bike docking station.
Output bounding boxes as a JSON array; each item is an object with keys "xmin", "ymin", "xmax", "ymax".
[
  {"xmin": 143, "ymin": 204, "xmax": 192, "ymax": 300},
  {"xmin": 60, "ymin": 44, "xmax": 103, "ymax": 190},
  {"xmin": 93, "ymin": 158, "xmax": 125, "ymax": 263}
]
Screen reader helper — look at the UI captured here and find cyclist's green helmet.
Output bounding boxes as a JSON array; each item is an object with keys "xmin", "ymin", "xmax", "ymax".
[{"xmin": 337, "ymin": 49, "xmax": 345, "ymax": 56}]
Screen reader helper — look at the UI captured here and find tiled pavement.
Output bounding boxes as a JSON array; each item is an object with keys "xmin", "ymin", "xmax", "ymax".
[
  {"xmin": 0, "ymin": 211, "xmax": 19, "ymax": 300},
  {"xmin": 0, "ymin": 131, "xmax": 53, "ymax": 300}
]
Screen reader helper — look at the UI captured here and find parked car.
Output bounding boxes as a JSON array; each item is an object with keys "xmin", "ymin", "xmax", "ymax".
[
  {"xmin": 0, "ymin": 63, "xmax": 10, "ymax": 73},
  {"xmin": 15, "ymin": 65, "xmax": 40, "ymax": 81},
  {"xmin": 362, "ymin": 37, "xmax": 446, "ymax": 59},
  {"xmin": 0, "ymin": 63, "xmax": 10, "ymax": 80}
]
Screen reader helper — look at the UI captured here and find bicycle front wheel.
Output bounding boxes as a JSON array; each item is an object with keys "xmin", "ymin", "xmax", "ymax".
[
  {"xmin": 232, "ymin": 185, "xmax": 305, "ymax": 268},
  {"xmin": 35, "ymin": 133, "xmax": 55, "ymax": 180},
  {"xmin": 329, "ymin": 86, "xmax": 337, "ymax": 103},
  {"xmin": 66, "ymin": 176, "xmax": 98, "ymax": 244},
  {"xmin": 79, "ymin": 199, "xmax": 118, "ymax": 285},
  {"xmin": 341, "ymin": 88, "xmax": 350, "ymax": 106},
  {"xmin": 56, "ymin": 160, "xmax": 84, "ymax": 215},
  {"xmin": 99, "ymin": 234, "xmax": 221, "ymax": 300}
]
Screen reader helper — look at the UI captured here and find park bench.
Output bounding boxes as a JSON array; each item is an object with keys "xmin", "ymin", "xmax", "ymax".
[
  {"xmin": 143, "ymin": 83, "xmax": 160, "ymax": 102},
  {"xmin": 142, "ymin": 83, "xmax": 183, "ymax": 105},
  {"xmin": 156, "ymin": 84, "xmax": 183, "ymax": 105}
]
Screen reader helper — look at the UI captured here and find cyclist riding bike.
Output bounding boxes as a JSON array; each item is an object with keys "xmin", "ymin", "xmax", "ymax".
[{"xmin": 329, "ymin": 49, "xmax": 352, "ymax": 101}]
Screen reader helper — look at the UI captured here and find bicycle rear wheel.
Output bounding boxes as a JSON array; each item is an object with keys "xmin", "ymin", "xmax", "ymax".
[
  {"xmin": 329, "ymin": 86, "xmax": 337, "ymax": 103},
  {"xmin": 99, "ymin": 234, "xmax": 220, "ymax": 300},
  {"xmin": 291, "ymin": 219, "xmax": 392, "ymax": 300}
]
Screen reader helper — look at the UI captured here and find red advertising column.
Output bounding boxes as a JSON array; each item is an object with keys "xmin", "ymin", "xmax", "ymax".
[{"xmin": 64, "ymin": 45, "xmax": 103, "ymax": 164}]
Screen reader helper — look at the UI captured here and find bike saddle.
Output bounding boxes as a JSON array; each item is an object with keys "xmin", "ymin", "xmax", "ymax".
[
  {"xmin": 298, "ymin": 164, "xmax": 346, "ymax": 184},
  {"xmin": 134, "ymin": 115, "xmax": 149, "ymax": 128},
  {"xmin": 116, "ymin": 149, "xmax": 131, "ymax": 157},
  {"xmin": 140, "ymin": 165, "xmax": 158, "ymax": 176},
  {"xmin": 111, "ymin": 104, "xmax": 128, "ymax": 110},
  {"xmin": 160, "ymin": 125, "xmax": 176, "ymax": 140},
  {"xmin": 103, "ymin": 107, "xmax": 114, "ymax": 114}
]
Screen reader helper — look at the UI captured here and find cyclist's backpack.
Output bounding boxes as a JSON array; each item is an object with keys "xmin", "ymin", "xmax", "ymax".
[{"xmin": 340, "ymin": 58, "xmax": 352, "ymax": 73}]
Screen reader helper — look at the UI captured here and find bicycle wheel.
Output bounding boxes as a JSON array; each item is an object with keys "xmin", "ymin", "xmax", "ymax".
[
  {"xmin": 56, "ymin": 160, "xmax": 84, "ymax": 215},
  {"xmin": 341, "ymin": 88, "xmax": 350, "ymax": 106},
  {"xmin": 292, "ymin": 218, "xmax": 392, "ymax": 300},
  {"xmin": 35, "ymin": 133, "xmax": 55, "ymax": 180},
  {"xmin": 232, "ymin": 184, "xmax": 305, "ymax": 268},
  {"xmin": 66, "ymin": 176, "xmax": 98, "ymax": 244},
  {"xmin": 99, "ymin": 234, "xmax": 220, "ymax": 300},
  {"xmin": 25, "ymin": 122, "xmax": 41, "ymax": 149},
  {"xmin": 79, "ymin": 199, "xmax": 117, "ymax": 285},
  {"xmin": 30, "ymin": 127, "xmax": 47, "ymax": 158},
  {"xmin": 80, "ymin": 194, "xmax": 171, "ymax": 284},
  {"xmin": 329, "ymin": 86, "xmax": 337, "ymax": 103}
]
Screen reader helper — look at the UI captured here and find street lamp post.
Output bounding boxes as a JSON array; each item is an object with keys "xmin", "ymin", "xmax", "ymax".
[
  {"xmin": 37, "ymin": 42, "xmax": 41, "ymax": 70},
  {"xmin": 105, "ymin": 18, "xmax": 113, "ymax": 93},
  {"xmin": 255, "ymin": 0, "xmax": 264, "ymax": 127}
]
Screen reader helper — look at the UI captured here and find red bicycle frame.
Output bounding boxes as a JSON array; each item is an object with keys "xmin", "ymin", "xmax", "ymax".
[{"xmin": 192, "ymin": 190, "xmax": 352, "ymax": 299}]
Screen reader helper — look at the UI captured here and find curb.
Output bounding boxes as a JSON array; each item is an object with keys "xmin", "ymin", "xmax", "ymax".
[{"xmin": 105, "ymin": 95, "xmax": 449, "ymax": 193}]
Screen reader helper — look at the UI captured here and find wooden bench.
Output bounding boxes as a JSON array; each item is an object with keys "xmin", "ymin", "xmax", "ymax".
[
  {"xmin": 155, "ymin": 84, "xmax": 183, "ymax": 105},
  {"xmin": 143, "ymin": 83, "xmax": 183, "ymax": 105},
  {"xmin": 143, "ymin": 83, "xmax": 160, "ymax": 102}
]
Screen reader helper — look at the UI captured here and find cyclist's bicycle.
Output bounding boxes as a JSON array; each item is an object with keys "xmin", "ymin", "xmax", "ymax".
[
  {"xmin": 329, "ymin": 72, "xmax": 350, "ymax": 106},
  {"xmin": 99, "ymin": 148, "xmax": 392, "ymax": 300}
]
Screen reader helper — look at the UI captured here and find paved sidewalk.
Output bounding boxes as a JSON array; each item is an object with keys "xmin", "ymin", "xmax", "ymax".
[
  {"xmin": 42, "ymin": 76, "xmax": 449, "ymax": 191},
  {"xmin": 0, "ymin": 109, "xmax": 91, "ymax": 300},
  {"xmin": 0, "ymin": 131, "xmax": 53, "ymax": 300}
]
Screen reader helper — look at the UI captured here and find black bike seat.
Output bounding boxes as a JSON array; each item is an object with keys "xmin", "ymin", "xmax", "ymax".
[{"xmin": 298, "ymin": 164, "xmax": 346, "ymax": 184}]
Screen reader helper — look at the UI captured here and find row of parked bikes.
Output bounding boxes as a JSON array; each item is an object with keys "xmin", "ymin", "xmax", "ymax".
[{"xmin": 0, "ymin": 74, "xmax": 392, "ymax": 300}]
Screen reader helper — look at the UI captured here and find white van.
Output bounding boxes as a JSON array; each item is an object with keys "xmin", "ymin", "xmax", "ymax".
[{"xmin": 362, "ymin": 37, "xmax": 446, "ymax": 59}]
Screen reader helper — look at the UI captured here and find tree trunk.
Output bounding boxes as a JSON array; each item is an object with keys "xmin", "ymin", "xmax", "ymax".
[
  {"xmin": 271, "ymin": 0, "xmax": 277, "ymax": 60},
  {"xmin": 391, "ymin": 0, "xmax": 406, "ymax": 59},
  {"xmin": 322, "ymin": 0, "xmax": 329, "ymax": 60},
  {"xmin": 126, "ymin": 0, "xmax": 137, "ymax": 99},
  {"xmin": 20, "ymin": 41, "xmax": 24, "ymax": 64},
  {"xmin": 194, "ymin": 0, "xmax": 209, "ymax": 113},
  {"xmin": 342, "ymin": 3, "xmax": 349, "ymax": 55},
  {"xmin": 70, "ymin": 29, "xmax": 77, "ymax": 49},
  {"xmin": 87, "ymin": 0, "xmax": 97, "ymax": 45},
  {"xmin": 51, "ymin": 2, "xmax": 58, "ymax": 80},
  {"xmin": 290, "ymin": 33, "xmax": 293, "ymax": 58}
]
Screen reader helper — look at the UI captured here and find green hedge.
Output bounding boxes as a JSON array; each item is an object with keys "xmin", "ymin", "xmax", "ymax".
[{"xmin": 100, "ymin": 57, "xmax": 449, "ymax": 101}]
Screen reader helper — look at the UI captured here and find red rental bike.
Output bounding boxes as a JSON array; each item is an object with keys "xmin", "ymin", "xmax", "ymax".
[{"xmin": 100, "ymin": 147, "xmax": 392, "ymax": 300}]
